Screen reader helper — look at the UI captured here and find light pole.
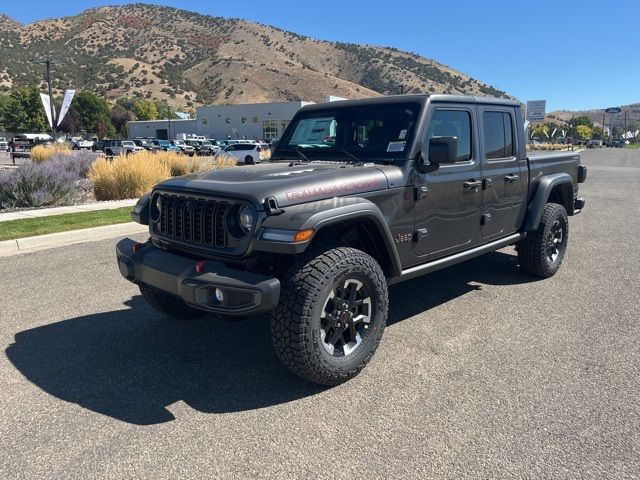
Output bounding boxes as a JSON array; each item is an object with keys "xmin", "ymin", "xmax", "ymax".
[{"xmin": 33, "ymin": 59, "xmax": 62, "ymax": 139}]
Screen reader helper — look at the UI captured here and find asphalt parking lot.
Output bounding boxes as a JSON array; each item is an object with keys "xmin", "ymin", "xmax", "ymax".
[{"xmin": 1, "ymin": 148, "xmax": 639, "ymax": 479}]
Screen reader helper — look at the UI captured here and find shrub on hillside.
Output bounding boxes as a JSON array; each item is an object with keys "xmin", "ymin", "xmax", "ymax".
[
  {"xmin": 30, "ymin": 143, "xmax": 72, "ymax": 163},
  {"xmin": 0, "ymin": 162, "xmax": 80, "ymax": 208}
]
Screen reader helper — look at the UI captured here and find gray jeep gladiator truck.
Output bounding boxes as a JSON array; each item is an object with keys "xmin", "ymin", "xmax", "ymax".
[{"xmin": 116, "ymin": 94, "xmax": 587, "ymax": 385}]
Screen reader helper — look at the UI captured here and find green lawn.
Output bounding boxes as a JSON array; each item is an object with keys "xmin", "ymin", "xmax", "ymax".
[{"xmin": 0, "ymin": 207, "xmax": 134, "ymax": 241}]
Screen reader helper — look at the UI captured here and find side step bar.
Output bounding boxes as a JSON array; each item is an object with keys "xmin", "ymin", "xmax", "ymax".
[{"xmin": 388, "ymin": 233, "xmax": 523, "ymax": 285}]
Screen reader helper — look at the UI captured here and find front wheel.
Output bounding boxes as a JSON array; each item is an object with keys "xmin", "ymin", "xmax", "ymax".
[
  {"xmin": 517, "ymin": 202, "xmax": 568, "ymax": 278},
  {"xmin": 270, "ymin": 247, "xmax": 389, "ymax": 386}
]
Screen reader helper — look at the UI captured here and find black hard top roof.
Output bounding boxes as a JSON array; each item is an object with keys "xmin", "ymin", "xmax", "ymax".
[{"xmin": 299, "ymin": 94, "xmax": 520, "ymax": 112}]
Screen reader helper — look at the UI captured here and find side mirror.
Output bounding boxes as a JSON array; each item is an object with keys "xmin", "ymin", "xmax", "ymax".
[{"xmin": 429, "ymin": 136, "xmax": 458, "ymax": 165}]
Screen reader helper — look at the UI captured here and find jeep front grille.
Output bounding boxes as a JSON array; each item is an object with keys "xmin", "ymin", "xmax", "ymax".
[{"xmin": 152, "ymin": 193, "xmax": 238, "ymax": 251}]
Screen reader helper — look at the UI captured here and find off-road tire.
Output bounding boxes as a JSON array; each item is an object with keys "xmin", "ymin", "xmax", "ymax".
[
  {"xmin": 139, "ymin": 284, "xmax": 208, "ymax": 320},
  {"xmin": 270, "ymin": 247, "xmax": 388, "ymax": 386},
  {"xmin": 517, "ymin": 202, "xmax": 568, "ymax": 278}
]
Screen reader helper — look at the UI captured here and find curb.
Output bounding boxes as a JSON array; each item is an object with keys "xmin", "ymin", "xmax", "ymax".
[{"xmin": 0, "ymin": 222, "xmax": 148, "ymax": 257}]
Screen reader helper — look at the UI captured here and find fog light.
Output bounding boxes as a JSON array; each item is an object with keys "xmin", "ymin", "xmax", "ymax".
[{"xmin": 214, "ymin": 288, "xmax": 224, "ymax": 304}]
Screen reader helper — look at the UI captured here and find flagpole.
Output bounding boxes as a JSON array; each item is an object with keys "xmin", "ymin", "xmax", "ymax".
[{"xmin": 33, "ymin": 59, "xmax": 62, "ymax": 140}]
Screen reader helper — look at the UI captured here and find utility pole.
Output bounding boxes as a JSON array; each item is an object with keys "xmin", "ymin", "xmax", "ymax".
[
  {"xmin": 33, "ymin": 59, "xmax": 62, "ymax": 139},
  {"xmin": 602, "ymin": 112, "xmax": 606, "ymax": 140},
  {"xmin": 167, "ymin": 104, "xmax": 172, "ymax": 140}
]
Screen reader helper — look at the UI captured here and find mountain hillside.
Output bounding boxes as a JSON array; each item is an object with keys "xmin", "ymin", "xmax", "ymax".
[
  {"xmin": 549, "ymin": 104, "xmax": 640, "ymax": 129},
  {"xmin": 0, "ymin": 4, "xmax": 510, "ymax": 108}
]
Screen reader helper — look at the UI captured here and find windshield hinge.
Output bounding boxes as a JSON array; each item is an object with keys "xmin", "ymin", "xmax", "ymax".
[{"xmin": 264, "ymin": 196, "xmax": 284, "ymax": 216}]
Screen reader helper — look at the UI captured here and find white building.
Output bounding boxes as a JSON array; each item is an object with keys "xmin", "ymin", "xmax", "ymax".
[{"xmin": 127, "ymin": 100, "xmax": 314, "ymax": 141}]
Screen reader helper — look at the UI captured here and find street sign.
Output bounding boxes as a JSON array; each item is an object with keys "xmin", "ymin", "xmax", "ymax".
[
  {"xmin": 605, "ymin": 107, "xmax": 622, "ymax": 114},
  {"xmin": 526, "ymin": 100, "xmax": 546, "ymax": 121}
]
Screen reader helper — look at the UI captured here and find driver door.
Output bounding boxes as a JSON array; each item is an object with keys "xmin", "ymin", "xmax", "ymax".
[{"xmin": 413, "ymin": 105, "xmax": 484, "ymax": 259}]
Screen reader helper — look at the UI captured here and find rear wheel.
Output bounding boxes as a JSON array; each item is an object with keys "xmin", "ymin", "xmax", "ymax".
[
  {"xmin": 244, "ymin": 155, "xmax": 254, "ymax": 165},
  {"xmin": 517, "ymin": 202, "xmax": 568, "ymax": 278},
  {"xmin": 139, "ymin": 284, "xmax": 208, "ymax": 320},
  {"xmin": 270, "ymin": 247, "xmax": 388, "ymax": 385}
]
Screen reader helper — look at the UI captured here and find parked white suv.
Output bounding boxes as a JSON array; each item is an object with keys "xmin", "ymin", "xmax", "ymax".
[
  {"xmin": 222, "ymin": 143, "xmax": 269, "ymax": 165},
  {"xmin": 104, "ymin": 140, "xmax": 144, "ymax": 156}
]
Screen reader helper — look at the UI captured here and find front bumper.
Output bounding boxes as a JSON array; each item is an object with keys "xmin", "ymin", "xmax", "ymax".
[{"xmin": 116, "ymin": 238, "xmax": 280, "ymax": 316}]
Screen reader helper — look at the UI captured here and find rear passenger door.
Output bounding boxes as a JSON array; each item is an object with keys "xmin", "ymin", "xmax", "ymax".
[{"xmin": 478, "ymin": 108, "xmax": 525, "ymax": 238}]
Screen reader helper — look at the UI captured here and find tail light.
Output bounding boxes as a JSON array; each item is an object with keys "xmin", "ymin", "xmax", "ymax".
[{"xmin": 256, "ymin": 146, "xmax": 262, "ymax": 152}]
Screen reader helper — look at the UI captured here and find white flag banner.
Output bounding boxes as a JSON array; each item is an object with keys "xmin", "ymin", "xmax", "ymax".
[
  {"xmin": 40, "ymin": 93, "xmax": 56, "ymax": 129},
  {"xmin": 57, "ymin": 89, "xmax": 76, "ymax": 126}
]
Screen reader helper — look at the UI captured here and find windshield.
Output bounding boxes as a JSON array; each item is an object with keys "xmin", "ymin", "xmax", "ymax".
[
  {"xmin": 122, "ymin": 141, "xmax": 134, "ymax": 147},
  {"xmin": 277, "ymin": 102, "xmax": 421, "ymax": 160}
]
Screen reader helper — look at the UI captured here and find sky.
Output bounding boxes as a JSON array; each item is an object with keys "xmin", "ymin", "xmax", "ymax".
[{"xmin": 2, "ymin": 0, "xmax": 639, "ymax": 112}]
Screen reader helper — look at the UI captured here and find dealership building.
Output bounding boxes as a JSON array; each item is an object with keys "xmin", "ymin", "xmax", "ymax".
[{"xmin": 127, "ymin": 100, "xmax": 317, "ymax": 141}]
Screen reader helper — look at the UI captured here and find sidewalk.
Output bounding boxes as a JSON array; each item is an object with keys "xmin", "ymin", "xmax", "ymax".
[{"xmin": 0, "ymin": 199, "xmax": 138, "ymax": 222}]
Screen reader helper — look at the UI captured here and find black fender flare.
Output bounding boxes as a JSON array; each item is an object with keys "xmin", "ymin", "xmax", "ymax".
[
  {"xmin": 254, "ymin": 197, "xmax": 402, "ymax": 277},
  {"xmin": 523, "ymin": 172, "xmax": 573, "ymax": 231}
]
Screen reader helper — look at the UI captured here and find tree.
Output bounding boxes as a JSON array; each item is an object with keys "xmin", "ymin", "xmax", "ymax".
[
  {"xmin": 575, "ymin": 124, "xmax": 592, "ymax": 141},
  {"xmin": 74, "ymin": 91, "xmax": 113, "ymax": 134},
  {"xmin": 110, "ymin": 105, "xmax": 133, "ymax": 137},
  {"xmin": 96, "ymin": 114, "xmax": 116, "ymax": 139},
  {"xmin": 58, "ymin": 106, "xmax": 81, "ymax": 134},
  {"xmin": 154, "ymin": 100, "xmax": 174, "ymax": 119},
  {"xmin": 571, "ymin": 116, "xmax": 593, "ymax": 128},
  {"xmin": 0, "ymin": 86, "xmax": 48, "ymax": 133},
  {"xmin": 133, "ymin": 99, "xmax": 158, "ymax": 120}
]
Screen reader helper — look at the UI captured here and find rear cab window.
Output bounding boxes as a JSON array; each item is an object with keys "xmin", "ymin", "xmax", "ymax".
[{"xmin": 483, "ymin": 111, "xmax": 514, "ymax": 159}]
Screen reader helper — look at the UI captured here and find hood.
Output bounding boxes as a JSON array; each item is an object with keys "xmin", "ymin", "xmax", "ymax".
[{"xmin": 156, "ymin": 162, "xmax": 392, "ymax": 207}]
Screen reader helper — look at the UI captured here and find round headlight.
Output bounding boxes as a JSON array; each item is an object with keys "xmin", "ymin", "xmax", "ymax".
[
  {"xmin": 150, "ymin": 194, "xmax": 162, "ymax": 223},
  {"xmin": 238, "ymin": 205, "xmax": 255, "ymax": 231}
]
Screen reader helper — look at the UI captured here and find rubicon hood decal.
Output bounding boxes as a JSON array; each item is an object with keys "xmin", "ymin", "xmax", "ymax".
[{"xmin": 155, "ymin": 162, "xmax": 393, "ymax": 207}]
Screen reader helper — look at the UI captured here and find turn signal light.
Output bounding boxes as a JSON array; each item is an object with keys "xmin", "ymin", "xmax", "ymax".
[
  {"xmin": 132, "ymin": 242, "xmax": 143, "ymax": 253},
  {"xmin": 195, "ymin": 260, "xmax": 207, "ymax": 273},
  {"xmin": 293, "ymin": 229, "xmax": 314, "ymax": 242}
]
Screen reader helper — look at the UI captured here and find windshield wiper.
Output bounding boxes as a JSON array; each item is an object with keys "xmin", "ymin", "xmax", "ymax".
[
  {"xmin": 339, "ymin": 148, "xmax": 363, "ymax": 165},
  {"xmin": 292, "ymin": 146, "xmax": 311, "ymax": 164}
]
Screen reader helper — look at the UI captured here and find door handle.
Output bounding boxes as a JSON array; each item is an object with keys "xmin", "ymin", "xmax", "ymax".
[
  {"xmin": 505, "ymin": 174, "xmax": 520, "ymax": 183},
  {"xmin": 463, "ymin": 180, "xmax": 482, "ymax": 190}
]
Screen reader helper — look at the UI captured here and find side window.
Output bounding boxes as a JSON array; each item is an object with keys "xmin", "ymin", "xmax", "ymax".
[
  {"xmin": 483, "ymin": 111, "xmax": 514, "ymax": 159},
  {"xmin": 426, "ymin": 110, "xmax": 472, "ymax": 162}
]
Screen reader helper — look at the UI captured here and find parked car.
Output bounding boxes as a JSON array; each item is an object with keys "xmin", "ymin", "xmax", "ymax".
[
  {"xmin": 586, "ymin": 139, "xmax": 602, "ymax": 149},
  {"xmin": 72, "ymin": 139, "xmax": 94, "ymax": 150},
  {"xmin": 606, "ymin": 138, "xmax": 626, "ymax": 148},
  {"xmin": 171, "ymin": 139, "xmax": 195, "ymax": 156},
  {"xmin": 92, "ymin": 140, "xmax": 107, "ymax": 152},
  {"xmin": 133, "ymin": 139, "xmax": 159, "ymax": 151},
  {"xmin": 0, "ymin": 140, "xmax": 9, "ymax": 152},
  {"xmin": 103, "ymin": 140, "xmax": 144, "ymax": 156},
  {"xmin": 222, "ymin": 142, "xmax": 268, "ymax": 164},
  {"xmin": 186, "ymin": 139, "xmax": 217, "ymax": 156},
  {"xmin": 116, "ymin": 94, "xmax": 587, "ymax": 386},
  {"xmin": 152, "ymin": 139, "xmax": 181, "ymax": 153}
]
